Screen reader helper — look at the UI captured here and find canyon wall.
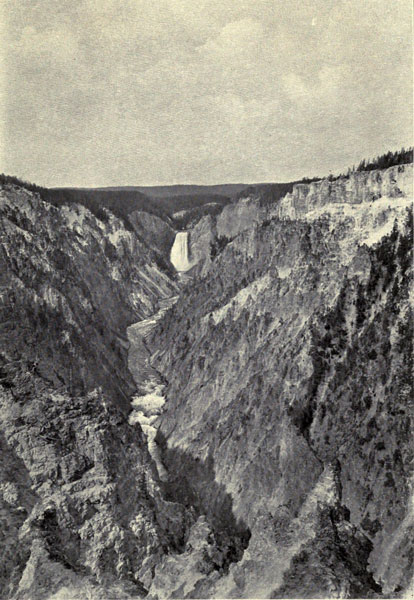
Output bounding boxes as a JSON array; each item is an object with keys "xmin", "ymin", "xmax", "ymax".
[
  {"xmin": 147, "ymin": 167, "xmax": 413, "ymax": 597},
  {"xmin": 0, "ymin": 185, "xmax": 190, "ymax": 599},
  {"xmin": 0, "ymin": 185, "xmax": 177, "ymax": 411},
  {"xmin": 277, "ymin": 164, "xmax": 412, "ymax": 220},
  {"xmin": 0, "ymin": 163, "xmax": 412, "ymax": 599},
  {"xmin": 187, "ymin": 163, "xmax": 413, "ymax": 274},
  {"xmin": 127, "ymin": 210, "xmax": 175, "ymax": 266}
]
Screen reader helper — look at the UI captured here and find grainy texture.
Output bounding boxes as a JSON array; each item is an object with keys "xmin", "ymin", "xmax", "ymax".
[{"xmin": 0, "ymin": 164, "xmax": 412, "ymax": 598}]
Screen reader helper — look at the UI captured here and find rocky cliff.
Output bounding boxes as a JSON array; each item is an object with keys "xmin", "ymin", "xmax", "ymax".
[
  {"xmin": 0, "ymin": 162, "xmax": 412, "ymax": 599},
  {"xmin": 0, "ymin": 185, "xmax": 191, "ymax": 599},
  {"xmin": 0, "ymin": 185, "xmax": 178, "ymax": 411},
  {"xmin": 277, "ymin": 164, "xmax": 412, "ymax": 220},
  {"xmin": 147, "ymin": 166, "xmax": 413, "ymax": 597},
  {"xmin": 187, "ymin": 164, "xmax": 413, "ymax": 275},
  {"xmin": 127, "ymin": 211, "xmax": 176, "ymax": 267}
]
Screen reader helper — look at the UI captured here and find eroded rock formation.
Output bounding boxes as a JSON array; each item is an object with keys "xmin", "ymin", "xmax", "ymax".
[
  {"xmin": 0, "ymin": 163, "xmax": 412, "ymax": 598},
  {"xmin": 147, "ymin": 164, "xmax": 413, "ymax": 598},
  {"xmin": 0, "ymin": 186, "xmax": 187, "ymax": 599}
]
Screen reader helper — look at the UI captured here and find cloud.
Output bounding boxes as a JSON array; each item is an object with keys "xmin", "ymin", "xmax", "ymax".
[
  {"xmin": 200, "ymin": 18, "xmax": 265, "ymax": 56},
  {"xmin": 2, "ymin": 0, "xmax": 412, "ymax": 186}
]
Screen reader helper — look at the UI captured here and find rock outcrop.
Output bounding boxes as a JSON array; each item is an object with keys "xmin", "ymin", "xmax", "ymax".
[
  {"xmin": 277, "ymin": 164, "xmax": 412, "ymax": 220},
  {"xmin": 186, "ymin": 163, "xmax": 413, "ymax": 274},
  {"xmin": 0, "ymin": 162, "xmax": 412, "ymax": 599},
  {"xmin": 147, "ymin": 167, "xmax": 413, "ymax": 597},
  {"xmin": 128, "ymin": 210, "xmax": 176, "ymax": 266},
  {"xmin": 0, "ymin": 185, "xmax": 177, "ymax": 412},
  {"xmin": 0, "ymin": 185, "xmax": 188, "ymax": 599}
]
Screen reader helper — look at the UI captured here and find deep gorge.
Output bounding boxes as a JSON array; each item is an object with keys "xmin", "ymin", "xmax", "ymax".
[{"xmin": 0, "ymin": 163, "xmax": 412, "ymax": 599}]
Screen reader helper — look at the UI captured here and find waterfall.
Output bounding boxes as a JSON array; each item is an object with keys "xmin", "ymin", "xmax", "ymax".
[{"xmin": 170, "ymin": 231, "xmax": 193, "ymax": 272}]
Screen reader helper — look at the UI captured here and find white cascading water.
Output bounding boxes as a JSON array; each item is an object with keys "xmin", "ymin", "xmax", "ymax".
[{"xmin": 170, "ymin": 231, "xmax": 193, "ymax": 271}]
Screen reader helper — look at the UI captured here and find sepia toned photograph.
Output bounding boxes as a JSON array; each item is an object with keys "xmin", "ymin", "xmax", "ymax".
[{"xmin": 0, "ymin": 1, "xmax": 413, "ymax": 598}]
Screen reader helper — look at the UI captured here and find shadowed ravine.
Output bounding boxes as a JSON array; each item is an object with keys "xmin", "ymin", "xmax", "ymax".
[
  {"xmin": 127, "ymin": 296, "xmax": 178, "ymax": 480},
  {"xmin": 126, "ymin": 272, "xmax": 252, "ymax": 588}
]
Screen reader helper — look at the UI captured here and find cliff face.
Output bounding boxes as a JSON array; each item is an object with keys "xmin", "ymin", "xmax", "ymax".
[
  {"xmin": 147, "ymin": 167, "xmax": 413, "ymax": 597},
  {"xmin": 127, "ymin": 210, "xmax": 176, "ymax": 267},
  {"xmin": 0, "ymin": 164, "xmax": 412, "ymax": 599},
  {"xmin": 187, "ymin": 197, "xmax": 271, "ymax": 276},
  {"xmin": 0, "ymin": 185, "xmax": 177, "ymax": 412},
  {"xmin": 277, "ymin": 164, "xmax": 412, "ymax": 220},
  {"xmin": 0, "ymin": 185, "xmax": 189, "ymax": 599},
  {"xmin": 187, "ymin": 164, "xmax": 413, "ymax": 274}
]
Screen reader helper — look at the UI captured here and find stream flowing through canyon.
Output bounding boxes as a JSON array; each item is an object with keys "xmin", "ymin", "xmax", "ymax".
[
  {"xmin": 127, "ymin": 296, "xmax": 178, "ymax": 481},
  {"xmin": 128, "ymin": 229, "xmax": 194, "ymax": 479}
]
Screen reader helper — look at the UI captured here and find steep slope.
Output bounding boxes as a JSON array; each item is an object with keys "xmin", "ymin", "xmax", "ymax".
[
  {"xmin": 277, "ymin": 164, "xmax": 412, "ymax": 219},
  {"xmin": 0, "ymin": 184, "xmax": 192, "ymax": 599},
  {"xmin": 0, "ymin": 185, "xmax": 177, "ymax": 411},
  {"xmin": 0, "ymin": 162, "xmax": 412, "ymax": 599},
  {"xmin": 186, "ymin": 164, "xmax": 413, "ymax": 275},
  {"xmin": 146, "ymin": 166, "xmax": 413, "ymax": 597},
  {"xmin": 127, "ymin": 210, "xmax": 176, "ymax": 265}
]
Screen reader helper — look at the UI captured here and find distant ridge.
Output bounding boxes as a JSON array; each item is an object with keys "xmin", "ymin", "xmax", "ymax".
[{"xmin": 78, "ymin": 183, "xmax": 251, "ymax": 198}]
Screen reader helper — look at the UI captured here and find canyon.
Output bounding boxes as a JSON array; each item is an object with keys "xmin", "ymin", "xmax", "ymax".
[{"xmin": 0, "ymin": 162, "xmax": 412, "ymax": 599}]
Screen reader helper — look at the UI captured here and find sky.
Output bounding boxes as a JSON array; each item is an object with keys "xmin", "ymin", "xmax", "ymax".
[{"xmin": 1, "ymin": 0, "xmax": 413, "ymax": 187}]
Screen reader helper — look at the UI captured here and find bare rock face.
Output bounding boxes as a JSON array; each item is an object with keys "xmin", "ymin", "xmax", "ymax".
[
  {"xmin": 0, "ymin": 185, "xmax": 178, "ymax": 412},
  {"xmin": 209, "ymin": 465, "xmax": 382, "ymax": 599},
  {"xmin": 0, "ymin": 166, "xmax": 412, "ymax": 599},
  {"xmin": 187, "ymin": 195, "xmax": 277, "ymax": 276},
  {"xmin": 186, "ymin": 214, "xmax": 217, "ymax": 275},
  {"xmin": 0, "ymin": 386, "xmax": 191, "ymax": 599},
  {"xmin": 148, "ymin": 172, "xmax": 413, "ymax": 596},
  {"xmin": 277, "ymin": 164, "xmax": 413, "ymax": 219},
  {"xmin": 0, "ymin": 185, "xmax": 188, "ymax": 598},
  {"xmin": 215, "ymin": 197, "xmax": 270, "ymax": 239},
  {"xmin": 187, "ymin": 164, "xmax": 413, "ymax": 273},
  {"xmin": 128, "ymin": 210, "xmax": 176, "ymax": 265}
]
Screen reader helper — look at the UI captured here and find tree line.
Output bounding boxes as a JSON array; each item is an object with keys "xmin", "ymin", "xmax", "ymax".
[
  {"xmin": 298, "ymin": 146, "xmax": 413, "ymax": 184},
  {"xmin": 354, "ymin": 147, "xmax": 413, "ymax": 172}
]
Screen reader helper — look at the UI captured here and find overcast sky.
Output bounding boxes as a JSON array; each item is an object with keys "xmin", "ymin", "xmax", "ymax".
[{"xmin": 2, "ymin": 0, "xmax": 412, "ymax": 187}]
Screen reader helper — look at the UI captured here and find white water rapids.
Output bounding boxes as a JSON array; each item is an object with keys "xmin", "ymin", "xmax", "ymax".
[
  {"xmin": 170, "ymin": 231, "xmax": 193, "ymax": 272},
  {"xmin": 127, "ymin": 297, "xmax": 178, "ymax": 481}
]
